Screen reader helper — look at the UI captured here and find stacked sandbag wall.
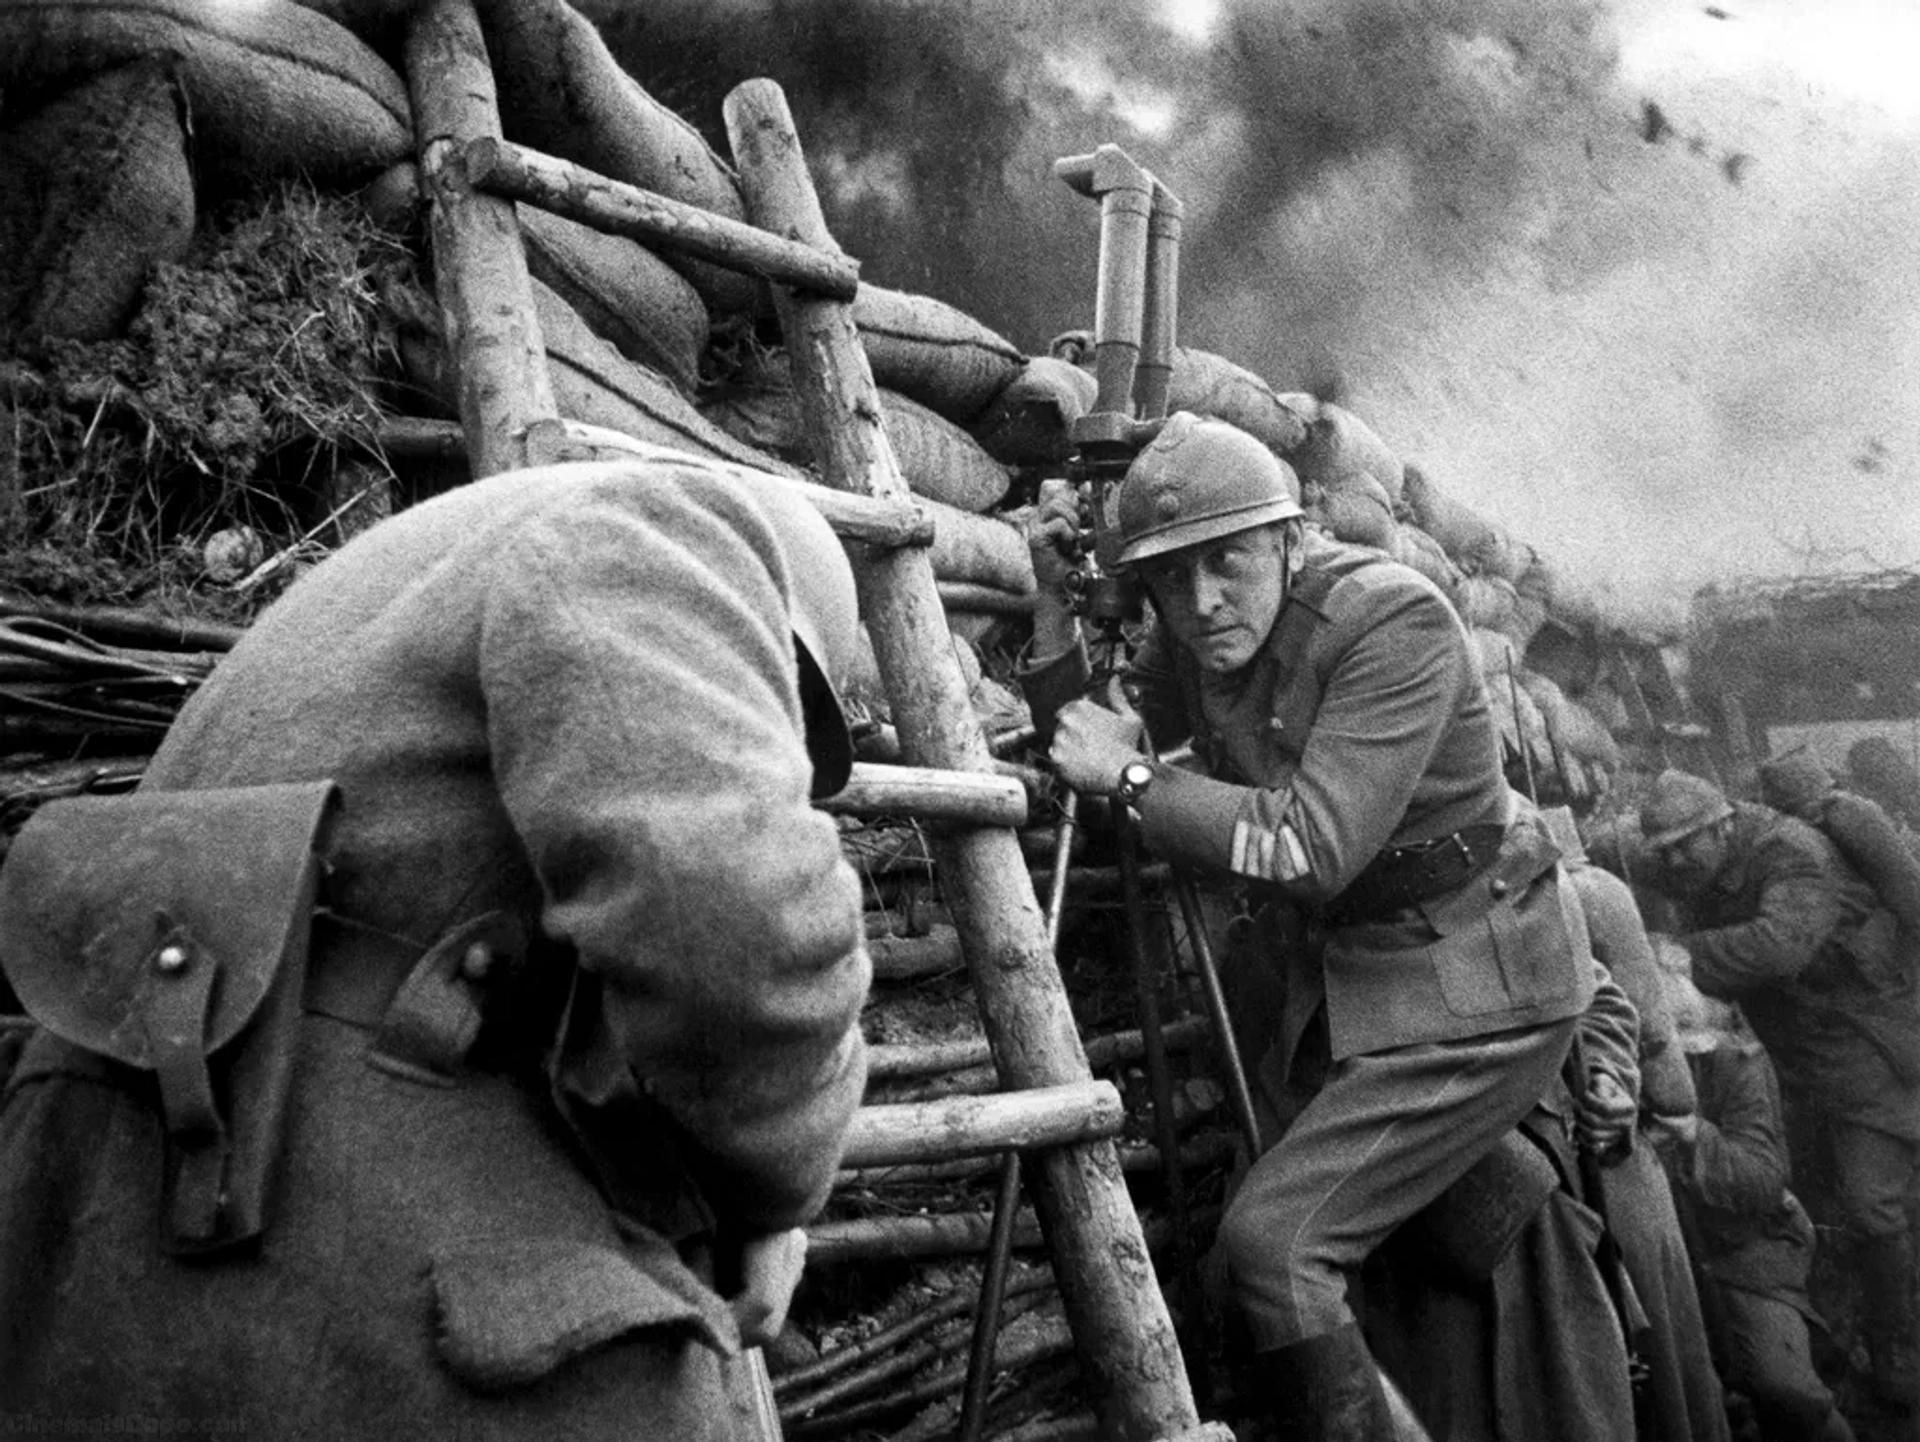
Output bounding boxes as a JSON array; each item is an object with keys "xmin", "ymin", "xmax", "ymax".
[{"xmin": 1, "ymin": 0, "xmax": 1660, "ymax": 799}]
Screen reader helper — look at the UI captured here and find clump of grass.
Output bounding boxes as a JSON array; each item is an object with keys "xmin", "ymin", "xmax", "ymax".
[{"xmin": 0, "ymin": 181, "xmax": 417, "ymax": 622}]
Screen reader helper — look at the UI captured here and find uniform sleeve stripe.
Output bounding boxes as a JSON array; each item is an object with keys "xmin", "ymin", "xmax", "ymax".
[
  {"xmin": 1231, "ymin": 820, "xmax": 1313, "ymax": 883},
  {"xmin": 1276, "ymin": 825, "xmax": 1310, "ymax": 881}
]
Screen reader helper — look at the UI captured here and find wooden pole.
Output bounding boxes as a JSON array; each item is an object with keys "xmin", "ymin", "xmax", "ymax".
[
  {"xmin": 869, "ymin": 926, "xmax": 967, "ymax": 982},
  {"xmin": 807, "ymin": 1205, "xmax": 1222, "ymax": 1268},
  {"xmin": 724, "ymin": 80, "xmax": 1204, "ymax": 1442},
  {"xmin": 772, "ymin": 1274, "xmax": 1051, "ymax": 1397},
  {"xmin": 807, "ymin": 1208, "xmax": 1047, "ymax": 1266},
  {"xmin": 841, "ymin": 1081, "xmax": 1124, "ymax": 1168},
  {"xmin": 464, "ymin": 137, "xmax": 859, "ymax": 300},
  {"xmin": 819, "ymin": 762, "xmax": 1028, "ymax": 827},
  {"xmin": 868, "ymin": 1016, "xmax": 1212, "ymax": 1101},
  {"xmin": 385, "ymin": 416, "xmax": 938, "ymax": 550},
  {"xmin": 404, "ymin": 0, "xmax": 556, "ymax": 478}
]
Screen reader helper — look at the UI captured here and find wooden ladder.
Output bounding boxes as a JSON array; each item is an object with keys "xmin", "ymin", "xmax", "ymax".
[{"xmin": 406, "ymin": 4, "xmax": 1228, "ymax": 1439}]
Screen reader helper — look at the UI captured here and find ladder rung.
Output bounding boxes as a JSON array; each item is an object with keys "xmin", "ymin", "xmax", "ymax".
[
  {"xmin": 819, "ymin": 762, "xmax": 1028, "ymax": 828},
  {"xmin": 841, "ymin": 1080, "xmax": 1124, "ymax": 1168},
  {"xmin": 527, "ymin": 421, "xmax": 936, "ymax": 549},
  {"xmin": 464, "ymin": 135, "xmax": 860, "ymax": 300},
  {"xmin": 376, "ymin": 417, "xmax": 935, "ymax": 549}
]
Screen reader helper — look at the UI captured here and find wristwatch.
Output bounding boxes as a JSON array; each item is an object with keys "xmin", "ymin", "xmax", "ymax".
[{"xmin": 1115, "ymin": 760, "xmax": 1155, "ymax": 806}]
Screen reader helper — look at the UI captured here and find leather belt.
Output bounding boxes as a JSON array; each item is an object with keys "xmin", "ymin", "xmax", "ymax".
[
  {"xmin": 1325, "ymin": 822, "xmax": 1508, "ymax": 925},
  {"xmin": 303, "ymin": 911, "xmax": 425, "ymax": 1029}
]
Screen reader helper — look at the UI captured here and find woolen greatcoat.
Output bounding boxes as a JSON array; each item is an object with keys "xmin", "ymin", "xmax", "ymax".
[
  {"xmin": 1664, "ymin": 1039, "xmax": 1847, "ymax": 1435},
  {"xmin": 1570, "ymin": 861, "xmax": 1730, "ymax": 1442},
  {"xmin": 1024, "ymin": 531, "xmax": 1593, "ymax": 1076},
  {"xmin": 1667, "ymin": 804, "xmax": 1919, "ymax": 1146},
  {"xmin": 1025, "ymin": 532, "xmax": 1592, "ymax": 1353},
  {"xmin": 0, "ymin": 463, "xmax": 870, "ymax": 1436}
]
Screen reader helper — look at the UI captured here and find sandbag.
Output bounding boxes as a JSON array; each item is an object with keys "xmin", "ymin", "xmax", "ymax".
[
  {"xmin": 1848, "ymin": 737, "xmax": 1920, "ymax": 830},
  {"xmin": 471, "ymin": 0, "xmax": 755, "ymax": 316},
  {"xmin": 286, "ymin": 0, "xmax": 410, "ymax": 56},
  {"xmin": 1050, "ymin": 331, "xmax": 1309, "ymax": 455},
  {"xmin": 1391, "ymin": 525, "xmax": 1465, "ymax": 604},
  {"xmin": 1456, "ymin": 574, "xmax": 1520, "ymax": 636},
  {"xmin": 1164, "ymin": 347, "xmax": 1309, "ymax": 455},
  {"xmin": 1554, "ymin": 696, "xmax": 1624, "ymax": 773},
  {"xmin": 925, "ymin": 500, "xmax": 1034, "ymax": 596},
  {"xmin": 532, "ymin": 281, "xmax": 801, "ymax": 475},
  {"xmin": 1470, "ymin": 626, "xmax": 1519, "ymax": 684},
  {"xmin": 0, "ymin": 0, "xmax": 411, "ymax": 186},
  {"xmin": 0, "ymin": 59, "xmax": 195, "ymax": 342},
  {"xmin": 1580, "ymin": 683, "xmax": 1632, "ymax": 738},
  {"xmin": 702, "ymin": 349, "xmax": 1013, "ymax": 512},
  {"xmin": 1483, "ymin": 660, "xmax": 1554, "ymax": 784},
  {"xmin": 519, "ymin": 206, "xmax": 708, "ymax": 394},
  {"xmin": 968, "ymin": 356, "xmax": 1097, "ymax": 467},
  {"xmin": 883, "ymin": 392, "xmax": 1013, "ymax": 514},
  {"xmin": 1314, "ymin": 474, "xmax": 1397, "ymax": 551},
  {"xmin": 1509, "ymin": 549, "xmax": 1552, "ymax": 650},
  {"xmin": 857, "ymin": 285, "xmax": 1027, "ymax": 424},
  {"xmin": 1522, "ymin": 672, "xmax": 1618, "ymax": 805},
  {"xmin": 1274, "ymin": 391, "xmax": 1321, "ymax": 425},
  {"xmin": 1291, "ymin": 401, "xmax": 1405, "ymax": 505},
  {"xmin": 1402, "ymin": 461, "xmax": 1512, "ymax": 576}
]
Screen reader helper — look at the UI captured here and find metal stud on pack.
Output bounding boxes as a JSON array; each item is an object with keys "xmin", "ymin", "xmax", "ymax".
[{"xmin": 154, "ymin": 943, "xmax": 190, "ymax": 974}]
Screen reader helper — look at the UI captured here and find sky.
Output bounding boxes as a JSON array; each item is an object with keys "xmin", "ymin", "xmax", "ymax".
[{"xmin": 595, "ymin": 0, "xmax": 1920, "ymax": 627}]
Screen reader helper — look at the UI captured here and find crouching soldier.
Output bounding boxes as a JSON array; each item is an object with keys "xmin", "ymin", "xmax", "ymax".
[
  {"xmin": 1633, "ymin": 768, "xmax": 1920, "ymax": 1410},
  {"xmin": 1650, "ymin": 955, "xmax": 1857, "ymax": 1442},
  {"xmin": 0, "ymin": 458, "xmax": 873, "ymax": 1437},
  {"xmin": 1021, "ymin": 413, "xmax": 1594, "ymax": 1440}
]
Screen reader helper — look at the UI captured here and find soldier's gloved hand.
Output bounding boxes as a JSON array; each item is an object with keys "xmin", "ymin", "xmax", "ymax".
[
  {"xmin": 731, "ymin": 1227, "xmax": 809, "ymax": 1348},
  {"xmin": 1576, "ymin": 1068, "xmax": 1638, "ymax": 1158},
  {"xmin": 1025, "ymin": 477, "xmax": 1083, "ymax": 593},
  {"xmin": 1050, "ymin": 697, "xmax": 1144, "ymax": 797}
]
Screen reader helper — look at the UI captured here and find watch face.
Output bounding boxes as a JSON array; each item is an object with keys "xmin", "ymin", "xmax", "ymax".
[{"xmin": 1120, "ymin": 762, "xmax": 1153, "ymax": 800}]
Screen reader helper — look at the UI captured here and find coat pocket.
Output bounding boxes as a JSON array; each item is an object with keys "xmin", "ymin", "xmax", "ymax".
[
  {"xmin": 1423, "ymin": 867, "xmax": 1585, "ymax": 1019},
  {"xmin": 432, "ymin": 1233, "xmax": 740, "ymax": 1393}
]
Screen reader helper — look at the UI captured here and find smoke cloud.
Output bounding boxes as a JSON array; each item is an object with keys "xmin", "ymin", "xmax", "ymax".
[{"xmin": 589, "ymin": 0, "xmax": 1920, "ymax": 620}]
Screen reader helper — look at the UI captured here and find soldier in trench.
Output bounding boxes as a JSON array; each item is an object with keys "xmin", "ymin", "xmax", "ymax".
[
  {"xmin": 0, "ymin": 457, "xmax": 871, "ymax": 1437},
  {"xmin": 1020, "ymin": 412, "xmax": 1603, "ymax": 1440},
  {"xmin": 1622, "ymin": 768, "xmax": 1920, "ymax": 1415}
]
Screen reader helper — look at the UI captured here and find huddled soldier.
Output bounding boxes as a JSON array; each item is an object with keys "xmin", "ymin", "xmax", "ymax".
[
  {"xmin": 1650, "ymin": 952, "xmax": 1857, "ymax": 1441},
  {"xmin": 0, "ymin": 459, "xmax": 873, "ymax": 1436},
  {"xmin": 1631, "ymin": 767, "xmax": 1920, "ymax": 1412}
]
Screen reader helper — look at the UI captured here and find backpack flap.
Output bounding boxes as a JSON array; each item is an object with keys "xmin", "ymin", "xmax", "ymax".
[{"xmin": 0, "ymin": 780, "xmax": 339, "ymax": 1253}]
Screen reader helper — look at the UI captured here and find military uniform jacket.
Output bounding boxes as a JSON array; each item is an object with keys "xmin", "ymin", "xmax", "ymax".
[
  {"xmin": 1675, "ymin": 804, "xmax": 1919, "ymax": 1139},
  {"xmin": 1570, "ymin": 861, "xmax": 1698, "ymax": 1119},
  {"xmin": 1025, "ymin": 532, "xmax": 1591, "ymax": 1061},
  {"xmin": 0, "ymin": 463, "xmax": 870, "ymax": 1436},
  {"xmin": 1670, "ymin": 1042, "xmax": 1817, "ymax": 1312}
]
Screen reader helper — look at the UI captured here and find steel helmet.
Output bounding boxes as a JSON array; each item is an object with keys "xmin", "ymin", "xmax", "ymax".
[
  {"xmin": 1756, "ymin": 750, "xmax": 1832, "ymax": 819},
  {"xmin": 756, "ymin": 481, "xmax": 860, "ymax": 799},
  {"xmin": 1640, "ymin": 769, "xmax": 1734, "ymax": 849},
  {"xmin": 1115, "ymin": 412, "xmax": 1302, "ymax": 567}
]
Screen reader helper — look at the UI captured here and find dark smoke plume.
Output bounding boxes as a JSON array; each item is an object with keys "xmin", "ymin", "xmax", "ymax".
[{"xmin": 588, "ymin": 0, "xmax": 1920, "ymax": 615}]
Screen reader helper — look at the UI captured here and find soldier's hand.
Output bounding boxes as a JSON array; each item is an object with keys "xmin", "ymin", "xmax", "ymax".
[
  {"xmin": 1576, "ymin": 1068, "xmax": 1638, "ymax": 1157},
  {"xmin": 1050, "ymin": 697, "xmax": 1145, "ymax": 796},
  {"xmin": 1645, "ymin": 1111, "xmax": 1700, "ymax": 1151},
  {"xmin": 731, "ymin": 1227, "xmax": 809, "ymax": 1348},
  {"xmin": 1025, "ymin": 477, "xmax": 1083, "ymax": 592}
]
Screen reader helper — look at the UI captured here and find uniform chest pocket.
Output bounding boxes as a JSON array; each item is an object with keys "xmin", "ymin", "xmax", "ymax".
[{"xmin": 1421, "ymin": 867, "xmax": 1583, "ymax": 1019}]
